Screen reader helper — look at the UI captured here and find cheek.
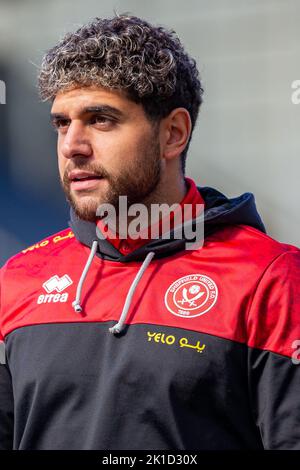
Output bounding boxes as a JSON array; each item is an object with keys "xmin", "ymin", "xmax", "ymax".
[
  {"xmin": 56, "ymin": 138, "xmax": 64, "ymax": 176},
  {"xmin": 57, "ymin": 153, "xmax": 66, "ymax": 180},
  {"xmin": 93, "ymin": 134, "xmax": 138, "ymax": 170}
]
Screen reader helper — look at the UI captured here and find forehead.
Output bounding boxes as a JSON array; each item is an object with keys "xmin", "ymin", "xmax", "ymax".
[{"xmin": 50, "ymin": 86, "xmax": 143, "ymax": 116}]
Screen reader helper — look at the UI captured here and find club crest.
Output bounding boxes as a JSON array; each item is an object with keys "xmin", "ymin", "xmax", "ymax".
[{"xmin": 165, "ymin": 274, "xmax": 218, "ymax": 318}]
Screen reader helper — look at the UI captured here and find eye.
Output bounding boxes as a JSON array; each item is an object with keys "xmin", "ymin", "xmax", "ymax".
[
  {"xmin": 90, "ymin": 114, "xmax": 116, "ymax": 129},
  {"xmin": 51, "ymin": 118, "xmax": 70, "ymax": 131},
  {"xmin": 94, "ymin": 115, "xmax": 109, "ymax": 124}
]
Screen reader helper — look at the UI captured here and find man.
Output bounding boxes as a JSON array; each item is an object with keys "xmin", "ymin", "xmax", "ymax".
[{"xmin": 0, "ymin": 14, "xmax": 299, "ymax": 450}]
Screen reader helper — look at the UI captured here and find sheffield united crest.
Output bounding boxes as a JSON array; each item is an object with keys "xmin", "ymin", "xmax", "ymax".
[{"xmin": 165, "ymin": 274, "xmax": 218, "ymax": 318}]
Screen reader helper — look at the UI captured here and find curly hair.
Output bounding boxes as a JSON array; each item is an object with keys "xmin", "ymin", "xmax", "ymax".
[{"xmin": 38, "ymin": 14, "xmax": 204, "ymax": 173}]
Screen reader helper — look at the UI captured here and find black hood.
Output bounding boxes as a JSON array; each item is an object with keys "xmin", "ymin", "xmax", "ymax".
[{"xmin": 69, "ymin": 185, "xmax": 266, "ymax": 262}]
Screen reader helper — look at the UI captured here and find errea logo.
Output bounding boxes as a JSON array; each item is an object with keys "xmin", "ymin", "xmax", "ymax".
[{"xmin": 37, "ymin": 275, "xmax": 73, "ymax": 304}]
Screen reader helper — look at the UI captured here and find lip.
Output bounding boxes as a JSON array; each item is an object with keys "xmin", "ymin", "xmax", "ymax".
[
  {"xmin": 68, "ymin": 170, "xmax": 103, "ymax": 191},
  {"xmin": 68, "ymin": 170, "xmax": 101, "ymax": 180},
  {"xmin": 70, "ymin": 178, "xmax": 103, "ymax": 191}
]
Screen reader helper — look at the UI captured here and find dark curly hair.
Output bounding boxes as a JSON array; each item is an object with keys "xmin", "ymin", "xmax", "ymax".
[{"xmin": 38, "ymin": 14, "xmax": 204, "ymax": 173}]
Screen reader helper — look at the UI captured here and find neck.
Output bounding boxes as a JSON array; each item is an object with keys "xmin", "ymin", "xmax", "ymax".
[
  {"xmin": 142, "ymin": 172, "xmax": 187, "ymax": 208},
  {"xmin": 112, "ymin": 173, "xmax": 188, "ymax": 238}
]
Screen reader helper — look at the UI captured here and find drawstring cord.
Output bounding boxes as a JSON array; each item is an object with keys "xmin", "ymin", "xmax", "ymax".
[
  {"xmin": 109, "ymin": 251, "xmax": 155, "ymax": 335},
  {"xmin": 72, "ymin": 240, "xmax": 155, "ymax": 334},
  {"xmin": 72, "ymin": 240, "xmax": 98, "ymax": 313}
]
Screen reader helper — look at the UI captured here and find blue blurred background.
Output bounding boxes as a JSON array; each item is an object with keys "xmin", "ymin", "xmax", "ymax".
[{"xmin": 1, "ymin": 0, "xmax": 299, "ymax": 266}]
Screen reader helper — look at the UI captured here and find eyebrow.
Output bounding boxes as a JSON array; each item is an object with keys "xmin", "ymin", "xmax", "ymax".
[{"xmin": 50, "ymin": 105, "xmax": 124, "ymax": 120}]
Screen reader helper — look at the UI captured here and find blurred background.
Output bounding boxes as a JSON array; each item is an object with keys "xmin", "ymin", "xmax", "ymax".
[{"xmin": 0, "ymin": 0, "xmax": 299, "ymax": 266}]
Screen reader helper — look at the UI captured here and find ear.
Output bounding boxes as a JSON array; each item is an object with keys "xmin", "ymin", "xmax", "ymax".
[{"xmin": 161, "ymin": 108, "xmax": 192, "ymax": 161}]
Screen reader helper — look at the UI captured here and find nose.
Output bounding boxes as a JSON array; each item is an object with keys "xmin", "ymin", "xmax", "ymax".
[{"xmin": 60, "ymin": 121, "xmax": 93, "ymax": 159}]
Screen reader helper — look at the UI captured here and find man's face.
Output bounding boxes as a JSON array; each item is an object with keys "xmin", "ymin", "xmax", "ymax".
[{"xmin": 51, "ymin": 86, "xmax": 162, "ymax": 222}]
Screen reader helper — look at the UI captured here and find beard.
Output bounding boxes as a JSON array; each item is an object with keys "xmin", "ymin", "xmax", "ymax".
[{"xmin": 60, "ymin": 130, "xmax": 162, "ymax": 223}]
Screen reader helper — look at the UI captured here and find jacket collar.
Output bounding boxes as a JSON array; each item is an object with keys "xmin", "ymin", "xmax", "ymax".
[{"xmin": 69, "ymin": 178, "xmax": 266, "ymax": 262}]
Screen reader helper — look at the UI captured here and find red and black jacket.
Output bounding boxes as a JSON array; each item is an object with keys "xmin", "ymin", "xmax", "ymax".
[{"xmin": 0, "ymin": 179, "xmax": 299, "ymax": 450}]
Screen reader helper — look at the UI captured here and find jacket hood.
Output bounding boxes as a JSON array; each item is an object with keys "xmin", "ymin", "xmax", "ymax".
[{"xmin": 69, "ymin": 185, "xmax": 266, "ymax": 263}]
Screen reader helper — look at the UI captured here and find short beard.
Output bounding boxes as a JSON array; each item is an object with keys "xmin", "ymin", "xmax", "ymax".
[{"xmin": 60, "ymin": 131, "xmax": 161, "ymax": 223}]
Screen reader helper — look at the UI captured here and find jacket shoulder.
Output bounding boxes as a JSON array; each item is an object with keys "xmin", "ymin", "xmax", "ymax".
[
  {"xmin": 213, "ymin": 223, "xmax": 300, "ymax": 261},
  {"xmin": 238, "ymin": 224, "xmax": 300, "ymax": 255},
  {"xmin": 1, "ymin": 228, "xmax": 75, "ymax": 271}
]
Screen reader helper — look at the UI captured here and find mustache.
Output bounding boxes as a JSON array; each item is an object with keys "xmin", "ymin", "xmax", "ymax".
[{"xmin": 62, "ymin": 163, "xmax": 110, "ymax": 184}]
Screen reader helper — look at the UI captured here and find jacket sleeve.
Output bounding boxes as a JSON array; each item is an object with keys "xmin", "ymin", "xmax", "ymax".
[
  {"xmin": 0, "ymin": 264, "xmax": 14, "ymax": 449},
  {"xmin": 0, "ymin": 340, "xmax": 14, "ymax": 449},
  {"xmin": 246, "ymin": 249, "xmax": 300, "ymax": 449}
]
